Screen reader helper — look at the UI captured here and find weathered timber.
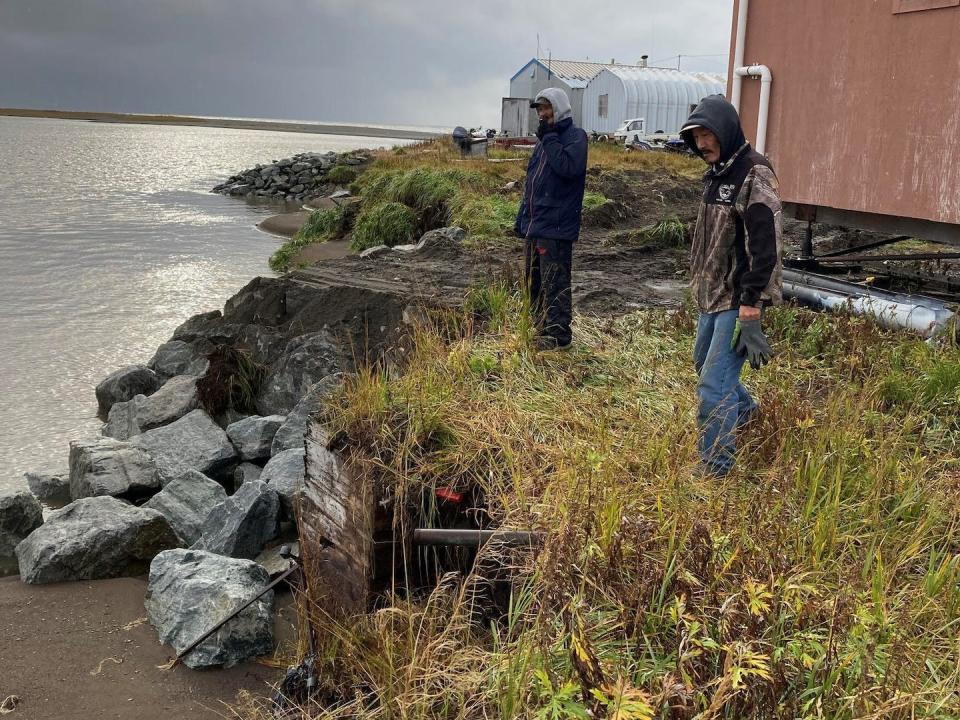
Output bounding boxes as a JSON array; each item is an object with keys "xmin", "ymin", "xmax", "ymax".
[{"xmin": 299, "ymin": 419, "xmax": 373, "ymax": 616}]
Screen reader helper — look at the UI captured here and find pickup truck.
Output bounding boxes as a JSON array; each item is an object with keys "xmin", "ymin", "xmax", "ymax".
[{"xmin": 613, "ymin": 118, "xmax": 646, "ymax": 144}]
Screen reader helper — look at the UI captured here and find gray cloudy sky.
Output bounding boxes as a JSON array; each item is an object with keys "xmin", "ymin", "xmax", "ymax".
[{"xmin": 0, "ymin": 0, "xmax": 732, "ymax": 128}]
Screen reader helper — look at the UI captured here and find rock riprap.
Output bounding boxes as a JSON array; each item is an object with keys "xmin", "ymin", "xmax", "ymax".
[
  {"xmin": 102, "ymin": 375, "xmax": 201, "ymax": 440},
  {"xmin": 145, "ymin": 549, "xmax": 274, "ymax": 668},
  {"xmin": 68, "ymin": 437, "xmax": 161, "ymax": 500},
  {"xmin": 130, "ymin": 409, "xmax": 237, "ymax": 484},
  {"xmin": 1, "ymin": 489, "xmax": 43, "ymax": 563},
  {"xmin": 226, "ymin": 415, "xmax": 286, "ymax": 461},
  {"xmin": 148, "ymin": 340, "xmax": 210, "ymax": 380},
  {"xmin": 143, "ymin": 471, "xmax": 228, "ymax": 545},
  {"xmin": 191, "ymin": 480, "xmax": 279, "ymax": 559},
  {"xmin": 271, "ymin": 374, "xmax": 341, "ymax": 454},
  {"xmin": 260, "ymin": 448, "xmax": 305, "ymax": 519},
  {"xmin": 23, "ymin": 470, "xmax": 70, "ymax": 504},
  {"xmin": 15, "ymin": 496, "xmax": 179, "ymax": 584},
  {"xmin": 211, "ymin": 151, "xmax": 369, "ymax": 202},
  {"xmin": 95, "ymin": 365, "xmax": 160, "ymax": 416},
  {"xmin": 256, "ymin": 331, "xmax": 345, "ymax": 415}
]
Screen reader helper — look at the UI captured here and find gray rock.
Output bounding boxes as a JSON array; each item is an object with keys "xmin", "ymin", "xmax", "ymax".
[
  {"xmin": 192, "ymin": 481, "xmax": 279, "ymax": 559},
  {"xmin": 359, "ymin": 244, "xmax": 391, "ymax": 259},
  {"xmin": 1, "ymin": 489, "xmax": 43, "ymax": 562},
  {"xmin": 23, "ymin": 470, "xmax": 70, "ymax": 504},
  {"xmin": 259, "ymin": 448, "xmax": 305, "ymax": 519},
  {"xmin": 271, "ymin": 374, "xmax": 341, "ymax": 454},
  {"xmin": 95, "ymin": 365, "xmax": 160, "ymax": 416},
  {"xmin": 102, "ymin": 375, "xmax": 201, "ymax": 440},
  {"xmin": 226, "ymin": 415, "xmax": 286, "ymax": 461},
  {"xmin": 256, "ymin": 331, "xmax": 345, "ymax": 415},
  {"xmin": 143, "ymin": 471, "xmax": 227, "ymax": 545},
  {"xmin": 233, "ymin": 463, "xmax": 262, "ymax": 491},
  {"xmin": 148, "ymin": 340, "xmax": 210, "ymax": 379},
  {"xmin": 68, "ymin": 438, "xmax": 161, "ymax": 500},
  {"xmin": 217, "ymin": 408, "xmax": 253, "ymax": 430},
  {"xmin": 254, "ymin": 542, "xmax": 298, "ymax": 577},
  {"xmin": 15, "ymin": 497, "xmax": 179, "ymax": 584},
  {"xmin": 145, "ymin": 549, "xmax": 274, "ymax": 668},
  {"xmin": 131, "ymin": 410, "xmax": 237, "ymax": 485},
  {"xmin": 401, "ymin": 226, "xmax": 466, "ymax": 258}
]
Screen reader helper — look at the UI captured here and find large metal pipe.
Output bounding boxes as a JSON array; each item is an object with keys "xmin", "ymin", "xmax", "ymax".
[
  {"xmin": 412, "ymin": 529, "xmax": 542, "ymax": 548},
  {"xmin": 782, "ymin": 269, "xmax": 955, "ymax": 338}
]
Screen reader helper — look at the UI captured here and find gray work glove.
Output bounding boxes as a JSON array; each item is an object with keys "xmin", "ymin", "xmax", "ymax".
[{"xmin": 731, "ymin": 318, "xmax": 774, "ymax": 370}]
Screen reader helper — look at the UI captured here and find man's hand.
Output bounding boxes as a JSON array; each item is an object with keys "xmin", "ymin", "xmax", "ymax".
[
  {"xmin": 731, "ymin": 318, "xmax": 774, "ymax": 370},
  {"xmin": 536, "ymin": 119, "xmax": 556, "ymax": 140},
  {"xmin": 739, "ymin": 304, "xmax": 762, "ymax": 321}
]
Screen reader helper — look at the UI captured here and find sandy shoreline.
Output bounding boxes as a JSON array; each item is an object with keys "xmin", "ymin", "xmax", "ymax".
[
  {"xmin": 0, "ymin": 574, "xmax": 295, "ymax": 719},
  {"xmin": 0, "ymin": 108, "xmax": 446, "ymax": 141}
]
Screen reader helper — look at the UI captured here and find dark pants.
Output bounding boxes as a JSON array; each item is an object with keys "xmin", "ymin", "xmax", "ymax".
[{"xmin": 524, "ymin": 238, "xmax": 573, "ymax": 344}]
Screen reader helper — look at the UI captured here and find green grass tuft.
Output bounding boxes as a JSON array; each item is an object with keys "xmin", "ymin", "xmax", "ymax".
[
  {"xmin": 327, "ymin": 165, "xmax": 358, "ymax": 185},
  {"xmin": 268, "ymin": 205, "xmax": 355, "ymax": 273},
  {"xmin": 350, "ymin": 201, "xmax": 417, "ymax": 251}
]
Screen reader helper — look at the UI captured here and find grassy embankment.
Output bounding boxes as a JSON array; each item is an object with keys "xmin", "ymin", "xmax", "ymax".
[
  {"xmin": 240, "ymin": 279, "xmax": 960, "ymax": 718},
  {"xmin": 268, "ymin": 140, "xmax": 702, "ymax": 272}
]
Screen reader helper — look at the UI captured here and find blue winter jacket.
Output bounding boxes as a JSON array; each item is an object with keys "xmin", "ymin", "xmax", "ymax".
[{"xmin": 514, "ymin": 117, "xmax": 589, "ymax": 242}]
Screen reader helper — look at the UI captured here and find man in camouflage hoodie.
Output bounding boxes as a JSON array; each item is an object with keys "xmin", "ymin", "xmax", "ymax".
[{"xmin": 680, "ymin": 95, "xmax": 782, "ymax": 476}]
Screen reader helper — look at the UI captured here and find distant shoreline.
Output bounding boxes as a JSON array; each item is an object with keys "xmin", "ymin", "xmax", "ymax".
[{"xmin": 0, "ymin": 108, "xmax": 446, "ymax": 141}]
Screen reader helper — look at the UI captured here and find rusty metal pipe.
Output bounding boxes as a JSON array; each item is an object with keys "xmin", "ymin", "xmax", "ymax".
[{"xmin": 412, "ymin": 529, "xmax": 542, "ymax": 548}]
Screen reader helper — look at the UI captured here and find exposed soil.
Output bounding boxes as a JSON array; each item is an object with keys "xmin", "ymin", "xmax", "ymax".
[{"xmin": 0, "ymin": 575, "xmax": 297, "ymax": 720}]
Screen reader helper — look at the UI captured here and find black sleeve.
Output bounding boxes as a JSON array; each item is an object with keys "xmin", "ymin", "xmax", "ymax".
[{"xmin": 740, "ymin": 166, "xmax": 781, "ymax": 306}]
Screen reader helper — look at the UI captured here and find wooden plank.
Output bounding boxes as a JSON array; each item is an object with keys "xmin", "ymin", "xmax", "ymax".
[{"xmin": 298, "ymin": 420, "xmax": 373, "ymax": 616}]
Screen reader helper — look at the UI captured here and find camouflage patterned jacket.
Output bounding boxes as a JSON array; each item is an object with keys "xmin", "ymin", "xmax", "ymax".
[{"xmin": 689, "ymin": 143, "xmax": 783, "ymax": 313}]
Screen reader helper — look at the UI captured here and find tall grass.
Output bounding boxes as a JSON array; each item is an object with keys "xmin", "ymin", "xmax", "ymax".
[{"xmin": 271, "ymin": 293, "xmax": 960, "ymax": 720}]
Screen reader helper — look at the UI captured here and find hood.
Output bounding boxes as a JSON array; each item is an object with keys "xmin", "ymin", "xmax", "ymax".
[
  {"xmin": 533, "ymin": 87, "xmax": 573, "ymax": 123},
  {"xmin": 680, "ymin": 94, "xmax": 747, "ymax": 165}
]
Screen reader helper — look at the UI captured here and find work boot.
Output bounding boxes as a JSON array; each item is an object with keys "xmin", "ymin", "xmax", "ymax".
[{"xmin": 534, "ymin": 335, "xmax": 571, "ymax": 352}]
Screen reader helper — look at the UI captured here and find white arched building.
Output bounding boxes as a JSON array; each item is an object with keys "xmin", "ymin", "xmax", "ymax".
[{"xmin": 581, "ymin": 67, "xmax": 726, "ymax": 135}]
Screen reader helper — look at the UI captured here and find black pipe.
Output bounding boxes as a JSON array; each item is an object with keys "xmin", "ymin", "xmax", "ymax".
[{"xmin": 412, "ymin": 528, "xmax": 542, "ymax": 548}]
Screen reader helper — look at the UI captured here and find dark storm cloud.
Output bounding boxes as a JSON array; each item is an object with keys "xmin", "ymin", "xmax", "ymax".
[{"xmin": 0, "ymin": 0, "xmax": 731, "ymax": 127}]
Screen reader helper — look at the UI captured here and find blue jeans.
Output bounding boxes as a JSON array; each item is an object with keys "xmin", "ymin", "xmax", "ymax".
[{"xmin": 693, "ymin": 310, "xmax": 757, "ymax": 475}]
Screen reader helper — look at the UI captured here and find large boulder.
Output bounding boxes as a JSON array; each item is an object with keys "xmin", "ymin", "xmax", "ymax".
[
  {"xmin": 256, "ymin": 331, "xmax": 345, "ymax": 416},
  {"xmin": 15, "ymin": 497, "xmax": 179, "ymax": 584},
  {"xmin": 226, "ymin": 415, "xmax": 285, "ymax": 461},
  {"xmin": 259, "ymin": 448, "xmax": 305, "ymax": 520},
  {"xmin": 233, "ymin": 463, "xmax": 262, "ymax": 491},
  {"xmin": 24, "ymin": 470, "xmax": 70, "ymax": 505},
  {"xmin": 271, "ymin": 374, "xmax": 341, "ymax": 454},
  {"xmin": 95, "ymin": 365, "xmax": 160, "ymax": 417},
  {"xmin": 192, "ymin": 480, "xmax": 279, "ymax": 559},
  {"xmin": 102, "ymin": 375, "xmax": 201, "ymax": 440},
  {"xmin": 131, "ymin": 409, "xmax": 237, "ymax": 485},
  {"xmin": 1, "ymin": 489, "xmax": 43, "ymax": 568},
  {"xmin": 143, "ymin": 470, "xmax": 227, "ymax": 545},
  {"xmin": 148, "ymin": 340, "xmax": 210, "ymax": 380},
  {"xmin": 68, "ymin": 438, "xmax": 160, "ymax": 501},
  {"xmin": 145, "ymin": 549, "xmax": 274, "ymax": 668}
]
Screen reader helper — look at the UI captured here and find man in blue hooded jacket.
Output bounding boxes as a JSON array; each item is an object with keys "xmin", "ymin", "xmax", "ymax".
[{"xmin": 514, "ymin": 87, "xmax": 588, "ymax": 351}]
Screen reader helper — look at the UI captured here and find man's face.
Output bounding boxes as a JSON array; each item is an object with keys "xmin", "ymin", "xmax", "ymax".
[
  {"xmin": 536, "ymin": 102, "xmax": 555, "ymax": 124},
  {"xmin": 692, "ymin": 127, "xmax": 721, "ymax": 164}
]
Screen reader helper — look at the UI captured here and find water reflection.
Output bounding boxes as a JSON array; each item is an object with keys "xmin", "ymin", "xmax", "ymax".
[{"xmin": 0, "ymin": 116, "xmax": 401, "ymax": 491}]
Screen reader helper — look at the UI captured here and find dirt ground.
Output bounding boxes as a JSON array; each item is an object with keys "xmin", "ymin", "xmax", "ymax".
[{"xmin": 0, "ymin": 575, "xmax": 297, "ymax": 720}]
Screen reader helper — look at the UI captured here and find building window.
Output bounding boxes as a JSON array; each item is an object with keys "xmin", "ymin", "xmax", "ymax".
[
  {"xmin": 598, "ymin": 94, "xmax": 609, "ymax": 119},
  {"xmin": 893, "ymin": 0, "xmax": 959, "ymax": 12}
]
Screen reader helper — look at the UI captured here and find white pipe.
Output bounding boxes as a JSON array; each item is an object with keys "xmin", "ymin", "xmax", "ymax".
[
  {"xmin": 735, "ymin": 64, "xmax": 772, "ymax": 154},
  {"xmin": 783, "ymin": 282, "xmax": 955, "ymax": 339},
  {"xmin": 731, "ymin": 0, "xmax": 749, "ymax": 112}
]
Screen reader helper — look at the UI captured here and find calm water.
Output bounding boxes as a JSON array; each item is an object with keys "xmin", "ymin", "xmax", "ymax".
[{"xmin": 0, "ymin": 116, "xmax": 399, "ymax": 492}]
